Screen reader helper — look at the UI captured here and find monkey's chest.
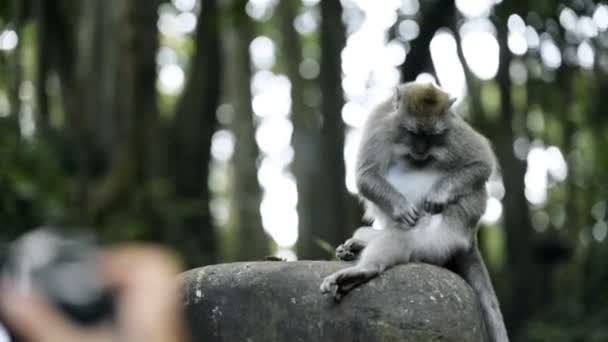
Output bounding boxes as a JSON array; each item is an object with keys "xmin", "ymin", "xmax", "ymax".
[{"xmin": 384, "ymin": 163, "xmax": 445, "ymax": 207}]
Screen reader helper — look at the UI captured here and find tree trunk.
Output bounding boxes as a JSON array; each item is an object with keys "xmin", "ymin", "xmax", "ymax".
[
  {"xmin": 8, "ymin": 0, "xmax": 25, "ymax": 138},
  {"xmin": 225, "ymin": 0, "xmax": 270, "ymax": 261},
  {"xmin": 129, "ymin": 0, "xmax": 162, "ymax": 183},
  {"xmin": 87, "ymin": 0, "xmax": 161, "ymax": 224},
  {"xmin": 86, "ymin": 0, "xmax": 135, "ymax": 222},
  {"xmin": 453, "ymin": 25, "xmax": 495, "ymax": 265},
  {"xmin": 277, "ymin": 0, "xmax": 329, "ymax": 259},
  {"xmin": 318, "ymin": 0, "xmax": 355, "ymax": 252},
  {"xmin": 34, "ymin": 0, "xmax": 50, "ymax": 134},
  {"xmin": 494, "ymin": 20, "xmax": 539, "ymax": 334},
  {"xmin": 400, "ymin": 0, "xmax": 455, "ymax": 81},
  {"xmin": 47, "ymin": 0, "xmax": 90, "ymax": 216},
  {"xmin": 171, "ymin": 0, "xmax": 222, "ymax": 266}
]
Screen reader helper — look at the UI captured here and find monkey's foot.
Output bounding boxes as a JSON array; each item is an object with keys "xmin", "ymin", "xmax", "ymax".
[
  {"xmin": 320, "ymin": 266, "xmax": 380, "ymax": 301},
  {"xmin": 335, "ymin": 238, "xmax": 366, "ymax": 261},
  {"xmin": 320, "ymin": 273, "xmax": 344, "ymax": 300}
]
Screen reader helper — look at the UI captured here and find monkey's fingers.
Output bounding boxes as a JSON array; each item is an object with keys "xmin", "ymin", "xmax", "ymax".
[
  {"xmin": 332, "ymin": 286, "xmax": 344, "ymax": 301},
  {"xmin": 412, "ymin": 206, "xmax": 420, "ymax": 216},
  {"xmin": 402, "ymin": 216, "xmax": 414, "ymax": 226},
  {"xmin": 399, "ymin": 215, "xmax": 412, "ymax": 226},
  {"xmin": 336, "ymin": 246, "xmax": 356, "ymax": 261},
  {"xmin": 320, "ymin": 276, "xmax": 337, "ymax": 295},
  {"xmin": 346, "ymin": 239, "xmax": 366, "ymax": 253},
  {"xmin": 407, "ymin": 211, "xmax": 420, "ymax": 226}
]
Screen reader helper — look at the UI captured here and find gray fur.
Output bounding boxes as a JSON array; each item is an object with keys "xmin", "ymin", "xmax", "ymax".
[{"xmin": 320, "ymin": 83, "xmax": 509, "ymax": 342}]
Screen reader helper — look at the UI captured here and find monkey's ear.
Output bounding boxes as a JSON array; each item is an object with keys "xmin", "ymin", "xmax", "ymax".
[{"xmin": 448, "ymin": 97, "xmax": 457, "ymax": 107}]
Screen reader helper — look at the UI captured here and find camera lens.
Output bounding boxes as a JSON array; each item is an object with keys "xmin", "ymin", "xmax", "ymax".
[{"xmin": 1, "ymin": 228, "xmax": 114, "ymax": 334}]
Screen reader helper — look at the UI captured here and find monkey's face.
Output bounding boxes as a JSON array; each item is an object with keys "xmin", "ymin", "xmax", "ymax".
[
  {"xmin": 395, "ymin": 102, "xmax": 451, "ymax": 162},
  {"xmin": 397, "ymin": 124, "xmax": 448, "ymax": 162},
  {"xmin": 392, "ymin": 82, "xmax": 453, "ymax": 161}
]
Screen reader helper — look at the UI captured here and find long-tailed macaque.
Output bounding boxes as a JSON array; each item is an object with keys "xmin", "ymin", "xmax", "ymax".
[{"xmin": 320, "ymin": 82, "xmax": 509, "ymax": 342}]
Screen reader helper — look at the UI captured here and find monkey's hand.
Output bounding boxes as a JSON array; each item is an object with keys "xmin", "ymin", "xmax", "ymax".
[
  {"xmin": 423, "ymin": 189, "xmax": 451, "ymax": 214},
  {"xmin": 392, "ymin": 199, "xmax": 420, "ymax": 227}
]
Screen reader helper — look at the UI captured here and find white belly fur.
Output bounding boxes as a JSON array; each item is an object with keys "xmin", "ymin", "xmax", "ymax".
[
  {"xmin": 368, "ymin": 163, "xmax": 445, "ymax": 230},
  {"xmin": 384, "ymin": 164, "xmax": 444, "ymax": 207},
  {"xmin": 367, "ymin": 163, "xmax": 468, "ymax": 262}
]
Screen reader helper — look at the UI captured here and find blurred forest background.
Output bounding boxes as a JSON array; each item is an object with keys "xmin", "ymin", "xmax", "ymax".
[{"xmin": 0, "ymin": 0, "xmax": 607, "ymax": 340}]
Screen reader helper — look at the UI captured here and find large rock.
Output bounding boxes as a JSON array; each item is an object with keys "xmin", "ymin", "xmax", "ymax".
[{"xmin": 180, "ymin": 261, "xmax": 487, "ymax": 342}]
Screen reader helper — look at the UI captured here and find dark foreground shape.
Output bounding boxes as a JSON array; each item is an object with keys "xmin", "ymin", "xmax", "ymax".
[{"xmin": 180, "ymin": 261, "xmax": 488, "ymax": 342}]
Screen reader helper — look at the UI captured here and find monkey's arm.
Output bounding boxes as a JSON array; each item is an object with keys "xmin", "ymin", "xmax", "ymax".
[
  {"xmin": 424, "ymin": 160, "xmax": 492, "ymax": 212},
  {"xmin": 356, "ymin": 123, "xmax": 420, "ymax": 226},
  {"xmin": 357, "ymin": 169, "xmax": 419, "ymax": 226},
  {"xmin": 425, "ymin": 124, "xmax": 495, "ymax": 213}
]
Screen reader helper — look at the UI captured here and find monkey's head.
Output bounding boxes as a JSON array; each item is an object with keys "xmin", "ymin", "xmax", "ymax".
[{"xmin": 393, "ymin": 82, "xmax": 456, "ymax": 161}]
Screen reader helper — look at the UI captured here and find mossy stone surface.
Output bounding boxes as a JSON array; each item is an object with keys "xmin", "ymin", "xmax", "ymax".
[{"xmin": 181, "ymin": 261, "xmax": 487, "ymax": 342}]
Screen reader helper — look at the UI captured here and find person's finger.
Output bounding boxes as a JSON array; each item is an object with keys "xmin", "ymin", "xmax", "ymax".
[
  {"xmin": 0, "ymin": 287, "xmax": 104, "ymax": 342},
  {"xmin": 99, "ymin": 245, "xmax": 186, "ymax": 342},
  {"xmin": 100, "ymin": 245, "xmax": 181, "ymax": 288}
]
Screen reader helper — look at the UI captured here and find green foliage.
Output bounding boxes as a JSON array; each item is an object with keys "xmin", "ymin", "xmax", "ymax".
[
  {"xmin": 481, "ymin": 224, "xmax": 506, "ymax": 270},
  {"xmin": 314, "ymin": 238, "xmax": 338, "ymax": 260},
  {"xmin": 0, "ymin": 122, "xmax": 73, "ymax": 238},
  {"xmin": 480, "ymin": 81, "xmax": 501, "ymax": 118}
]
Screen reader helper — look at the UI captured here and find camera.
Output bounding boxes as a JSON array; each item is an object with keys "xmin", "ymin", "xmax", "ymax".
[{"xmin": 0, "ymin": 228, "xmax": 114, "ymax": 341}]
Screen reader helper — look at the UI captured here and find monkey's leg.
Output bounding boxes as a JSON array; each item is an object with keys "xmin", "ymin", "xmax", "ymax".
[
  {"xmin": 319, "ymin": 265, "xmax": 381, "ymax": 300},
  {"xmin": 335, "ymin": 227, "xmax": 381, "ymax": 261},
  {"xmin": 322, "ymin": 230, "xmax": 409, "ymax": 300},
  {"xmin": 452, "ymin": 247, "xmax": 509, "ymax": 342}
]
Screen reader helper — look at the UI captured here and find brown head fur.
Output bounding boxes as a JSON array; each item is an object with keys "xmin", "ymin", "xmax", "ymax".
[
  {"xmin": 394, "ymin": 82, "xmax": 454, "ymax": 133},
  {"xmin": 399, "ymin": 82, "xmax": 452, "ymax": 119}
]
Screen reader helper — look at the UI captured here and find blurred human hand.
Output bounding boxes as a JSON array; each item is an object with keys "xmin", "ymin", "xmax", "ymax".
[{"xmin": 0, "ymin": 245, "xmax": 186, "ymax": 342}]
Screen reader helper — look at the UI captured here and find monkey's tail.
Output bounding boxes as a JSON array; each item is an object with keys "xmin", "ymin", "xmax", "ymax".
[{"xmin": 452, "ymin": 247, "xmax": 509, "ymax": 342}]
